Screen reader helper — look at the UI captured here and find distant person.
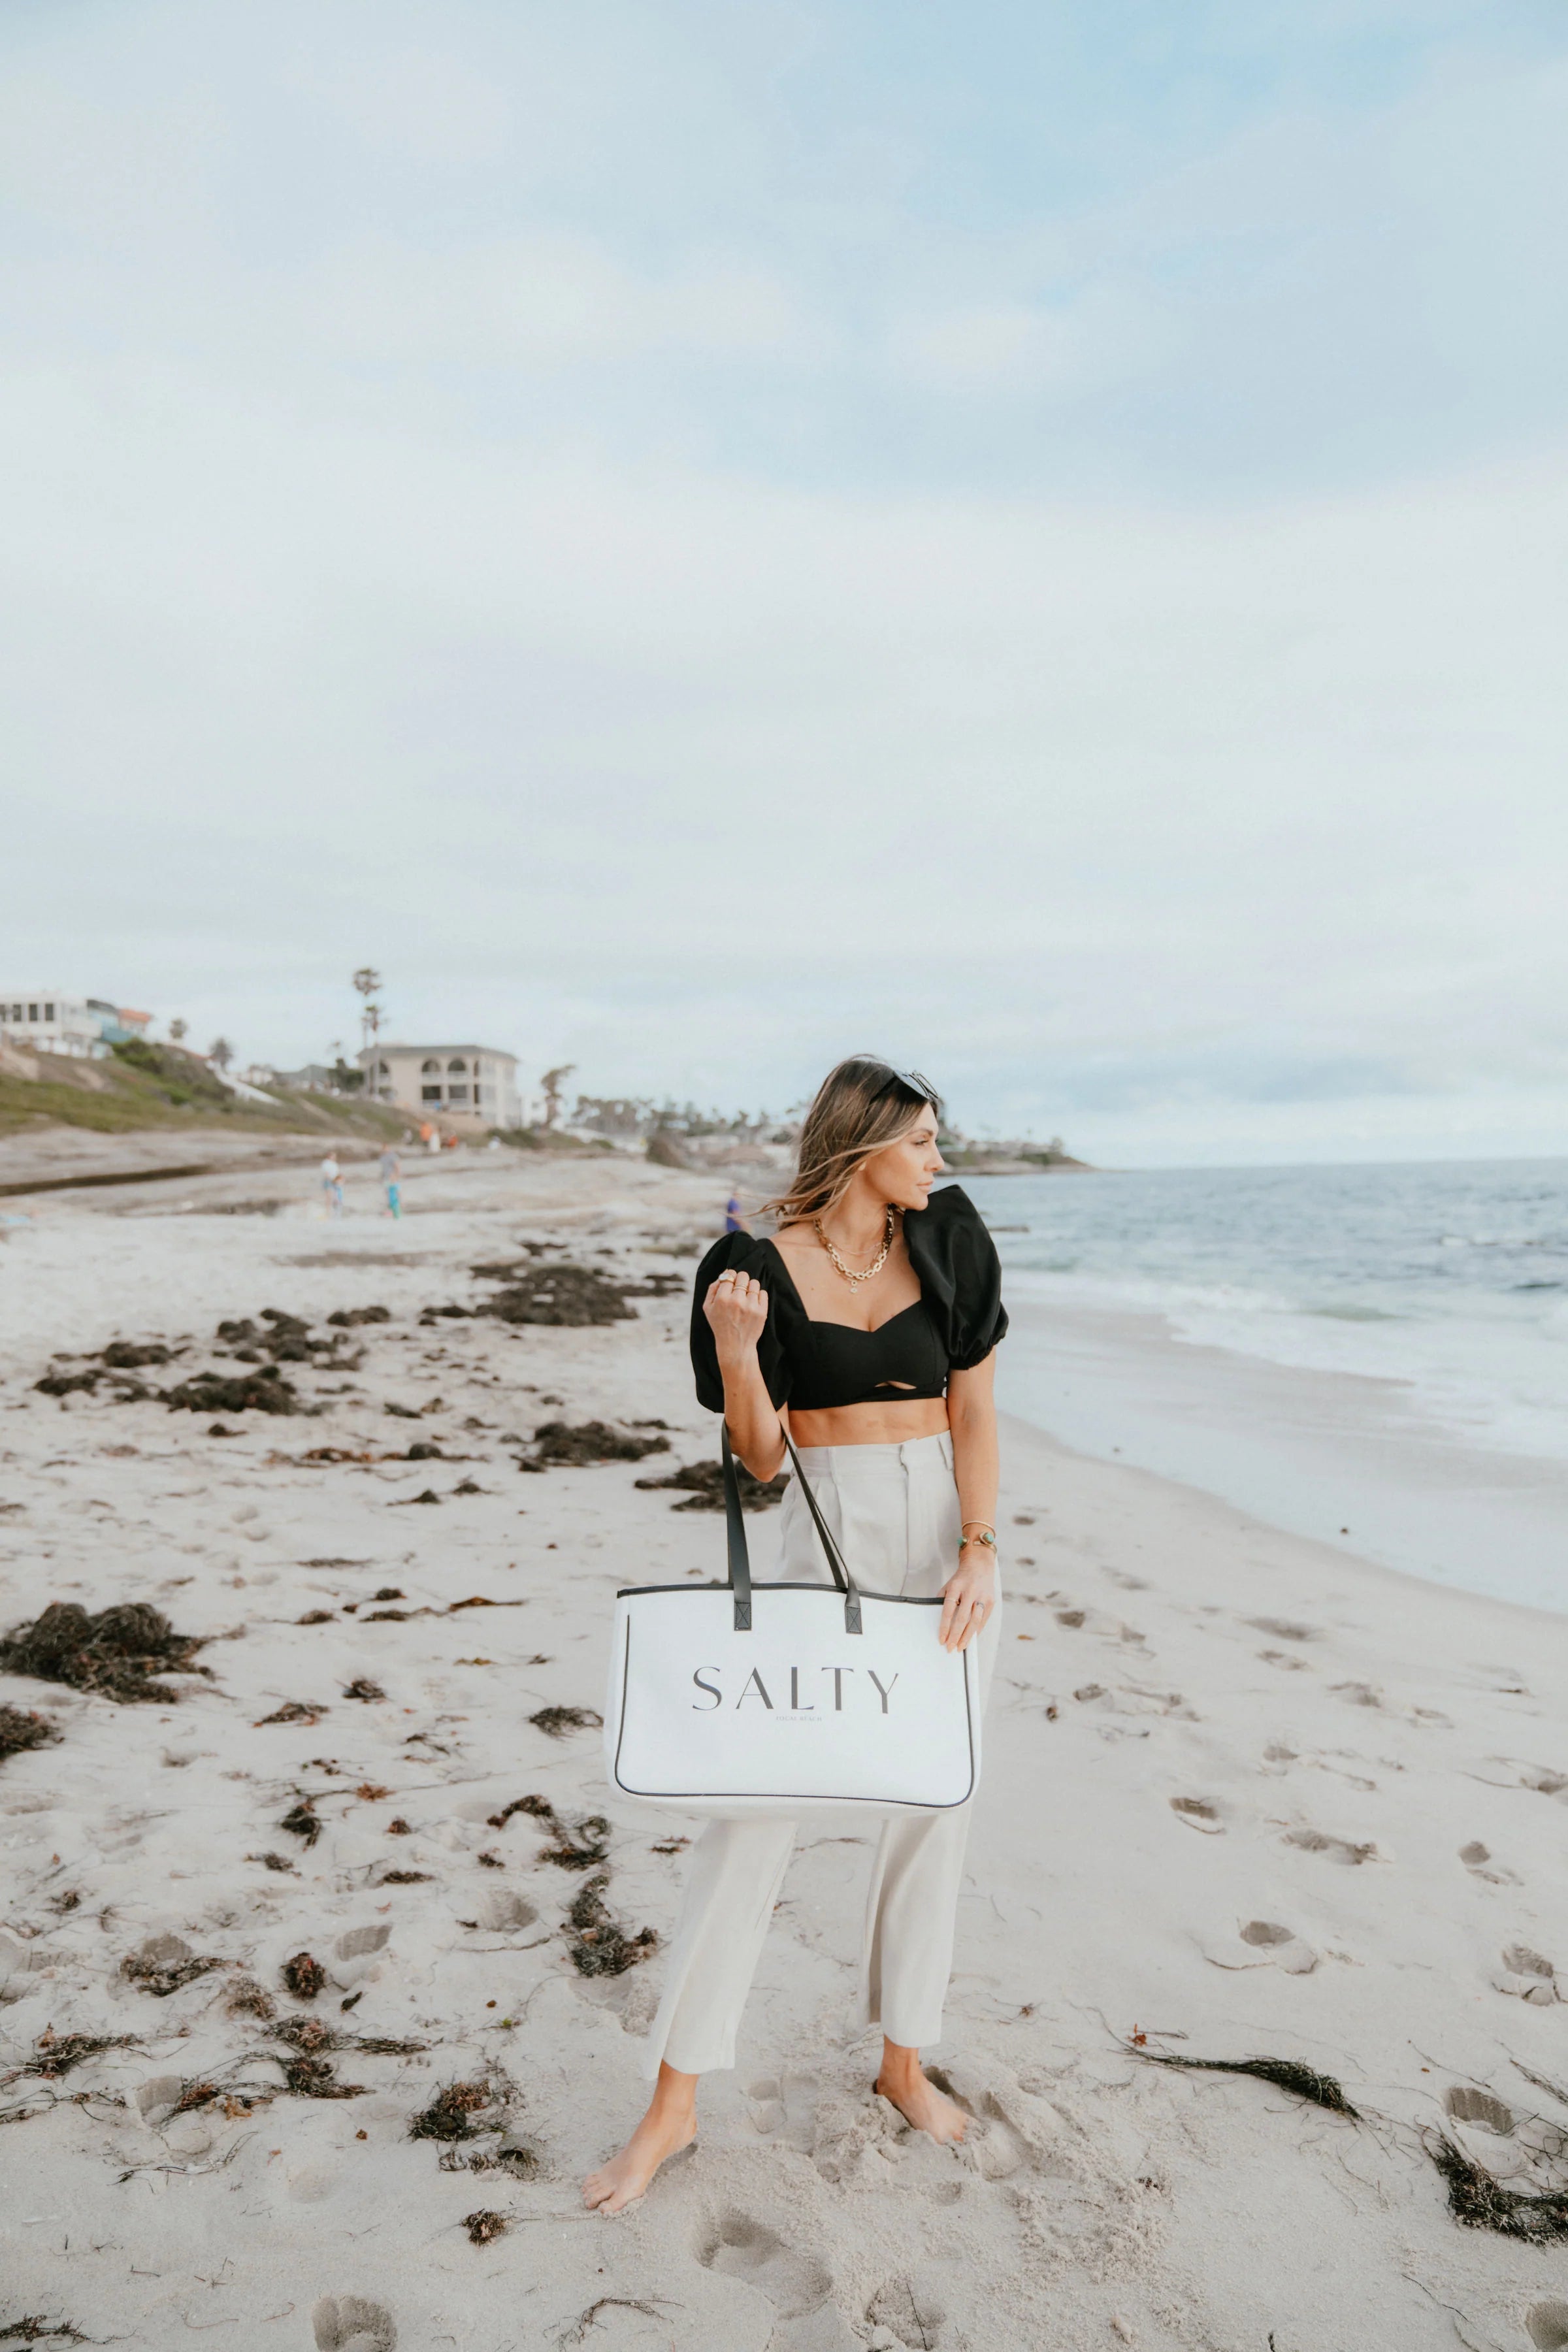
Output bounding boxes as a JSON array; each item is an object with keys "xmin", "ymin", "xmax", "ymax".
[
  {"xmin": 379, "ymin": 1145, "xmax": 402, "ymax": 1220},
  {"xmin": 724, "ymin": 1192, "xmax": 749, "ymax": 1234},
  {"xmin": 420, "ymin": 1120, "xmax": 440, "ymax": 1154},
  {"xmin": 319, "ymin": 1152, "xmax": 343, "ymax": 1218}
]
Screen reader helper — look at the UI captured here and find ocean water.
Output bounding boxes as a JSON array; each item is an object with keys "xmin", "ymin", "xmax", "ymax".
[{"xmin": 955, "ymin": 1160, "xmax": 1568, "ymax": 1610}]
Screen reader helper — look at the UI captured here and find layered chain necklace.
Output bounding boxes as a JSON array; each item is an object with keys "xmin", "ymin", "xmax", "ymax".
[{"xmin": 813, "ymin": 1205, "xmax": 896, "ymax": 1293}]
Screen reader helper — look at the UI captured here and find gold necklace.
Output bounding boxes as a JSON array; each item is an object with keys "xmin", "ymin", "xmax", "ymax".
[{"xmin": 813, "ymin": 1205, "xmax": 895, "ymax": 1291}]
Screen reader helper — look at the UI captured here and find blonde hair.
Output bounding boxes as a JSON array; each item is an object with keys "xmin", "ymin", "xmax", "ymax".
[{"xmin": 766, "ymin": 1056, "xmax": 941, "ymax": 1224}]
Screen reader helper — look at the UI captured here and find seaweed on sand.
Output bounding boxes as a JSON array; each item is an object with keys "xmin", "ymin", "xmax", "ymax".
[
  {"xmin": 634, "ymin": 1459, "xmax": 788, "ymax": 1512},
  {"xmin": 529, "ymin": 1705, "xmax": 602, "ymax": 1740},
  {"xmin": 164, "ymin": 1367, "xmax": 304, "ymax": 1416},
  {"xmin": 476, "ymin": 1264, "xmax": 634, "ymax": 1328},
  {"xmin": 527, "ymin": 1421, "xmax": 670, "ymax": 1467},
  {"xmin": 566, "ymin": 1874, "xmax": 657, "ymax": 1978},
  {"xmin": 120, "ymin": 1935, "xmax": 227, "ymax": 1998},
  {"xmin": 542, "ymin": 1814, "xmax": 611, "ymax": 1870},
  {"xmin": 100, "ymin": 1341, "xmax": 175, "ymax": 1369},
  {"xmin": 279, "ymin": 2054, "xmax": 367, "ymax": 2099},
  {"xmin": 21, "ymin": 2029, "xmax": 139, "ymax": 2079},
  {"xmin": 280, "ymin": 1797, "xmax": 321, "ymax": 1846},
  {"xmin": 1426, "ymin": 2130, "xmax": 1568, "ymax": 2242},
  {"xmin": 327, "ymin": 1307, "xmax": 392, "ymax": 1327},
  {"xmin": 445, "ymin": 2140, "xmax": 542, "ymax": 2179},
  {"xmin": 486, "ymin": 1793, "xmax": 555, "ymax": 1829},
  {"xmin": 0, "ymin": 1706, "xmax": 59, "ymax": 1764},
  {"xmin": 0, "ymin": 1601, "xmax": 210, "ymax": 1703},
  {"xmin": 281, "ymin": 1952, "xmax": 327, "ymax": 2001},
  {"xmin": 485, "ymin": 1792, "xmax": 608, "ymax": 1869},
  {"xmin": 225, "ymin": 1977, "xmax": 276, "ymax": 2020},
  {"xmin": 271, "ymin": 2017, "xmax": 424, "ymax": 2057},
  {"xmin": 1132, "ymin": 2047, "xmax": 1358, "ymax": 2117},
  {"xmin": 214, "ymin": 1309, "xmax": 365, "ymax": 1369},
  {"xmin": 408, "ymin": 2078, "xmax": 496, "ymax": 2142},
  {"xmin": 463, "ymin": 2209, "xmax": 506, "ymax": 2245}
]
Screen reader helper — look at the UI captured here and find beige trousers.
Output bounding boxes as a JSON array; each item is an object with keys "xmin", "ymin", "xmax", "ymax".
[{"xmin": 641, "ymin": 1431, "xmax": 1000, "ymax": 2078}]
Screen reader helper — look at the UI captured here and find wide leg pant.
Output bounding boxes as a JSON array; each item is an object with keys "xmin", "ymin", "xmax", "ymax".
[{"xmin": 640, "ymin": 1431, "xmax": 1000, "ymax": 2078}]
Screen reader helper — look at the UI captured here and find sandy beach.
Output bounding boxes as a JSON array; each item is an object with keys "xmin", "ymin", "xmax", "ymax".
[{"xmin": 3, "ymin": 1147, "xmax": 1567, "ymax": 2351}]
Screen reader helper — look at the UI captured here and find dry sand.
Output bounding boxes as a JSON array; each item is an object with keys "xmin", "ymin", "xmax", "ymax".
[{"xmin": 2, "ymin": 1151, "xmax": 1567, "ymax": 2352}]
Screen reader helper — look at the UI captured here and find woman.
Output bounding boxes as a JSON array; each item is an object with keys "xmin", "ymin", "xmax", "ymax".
[{"xmin": 583, "ymin": 1056, "xmax": 1006, "ymax": 2215}]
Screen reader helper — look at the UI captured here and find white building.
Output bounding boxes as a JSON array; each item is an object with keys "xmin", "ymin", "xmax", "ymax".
[
  {"xmin": 357, "ymin": 1043, "xmax": 522, "ymax": 1130},
  {"xmin": 0, "ymin": 994, "xmax": 153, "ymax": 1058}
]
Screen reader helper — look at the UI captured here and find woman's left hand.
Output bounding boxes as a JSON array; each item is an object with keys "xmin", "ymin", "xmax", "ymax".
[{"xmin": 939, "ymin": 1544, "xmax": 996, "ymax": 1653}]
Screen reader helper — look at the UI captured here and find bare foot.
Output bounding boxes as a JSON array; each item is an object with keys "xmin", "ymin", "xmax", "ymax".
[
  {"xmin": 583, "ymin": 2076, "xmax": 697, "ymax": 2215},
  {"xmin": 874, "ymin": 2061, "xmax": 968, "ymax": 2146}
]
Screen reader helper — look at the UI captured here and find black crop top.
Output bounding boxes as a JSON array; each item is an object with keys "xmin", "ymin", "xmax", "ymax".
[{"xmin": 689, "ymin": 1183, "xmax": 1007, "ymax": 1414}]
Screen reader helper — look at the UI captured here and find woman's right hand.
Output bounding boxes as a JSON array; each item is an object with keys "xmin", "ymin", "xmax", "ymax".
[{"xmin": 703, "ymin": 1267, "xmax": 769, "ymax": 1366}]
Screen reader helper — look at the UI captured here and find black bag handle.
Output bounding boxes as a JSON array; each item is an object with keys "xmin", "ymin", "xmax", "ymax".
[{"xmin": 723, "ymin": 1422, "xmax": 862, "ymax": 1636}]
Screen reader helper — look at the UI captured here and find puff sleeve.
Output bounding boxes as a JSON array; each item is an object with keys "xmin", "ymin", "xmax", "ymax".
[
  {"xmin": 904, "ymin": 1184, "xmax": 1008, "ymax": 1369},
  {"xmin": 688, "ymin": 1234, "xmax": 791, "ymax": 1413}
]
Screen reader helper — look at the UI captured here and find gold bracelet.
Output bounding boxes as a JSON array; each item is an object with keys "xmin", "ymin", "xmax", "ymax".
[{"xmin": 959, "ymin": 1529, "xmax": 997, "ymax": 1552}]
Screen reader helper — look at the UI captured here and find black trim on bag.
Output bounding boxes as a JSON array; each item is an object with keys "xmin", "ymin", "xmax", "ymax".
[
  {"xmin": 723, "ymin": 1424, "xmax": 865, "ymax": 1633},
  {"xmin": 608, "ymin": 1612, "xmax": 979, "ymax": 1810},
  {"xmin": 615, "ymin": 1580, "xmax": 946, "ymax": 1603}
]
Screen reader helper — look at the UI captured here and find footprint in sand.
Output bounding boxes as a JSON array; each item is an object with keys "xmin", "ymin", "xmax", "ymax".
[
  {"xmin": 1444, "ymin": 2087, "xmax": 1515, "ymax": 2134},
  {"xmin": 696, "ymin": 2211, "xmax": 837, "ymax": 2339},
  {"xmin": 1459, "ymin": 1840, "xmax": 1519, "ymax": 1885},
  {"xmin": 134, "ymin": 2075, "xmax": 188, "ymax": 2129},
  {"xmin": 1527, "ymin": 2302, "xmax": 1568, "ymax": 2350},
  {"xmin": 474, "ymin": 1889, "xmax": 540, "ymax": 1934},
  {"xmin": 1169, "ymin": 1797, "xmax": 1224, "ymax": 1834},
  {"xmin": 1238, "ymin": 1920, "xmax": 1316, "ymax": 1974},
  {"xmin": 1494, "ymin": 1943, "xmax": 1560, "ymax": 2006},
  {"xmin": 742, "ymin": 2074, "xmax": 817, "ymax": 2152},
  {"xmin": 1247, "ymin": 1618, "xmax": 1319, "ymax": 1642},
  {"xmin": 1283, "ymin": 1827, "xmax": 1379, "ymax": 1866},
  {"xmin": 923, "ymin": 2061, "xmax": 1065, "ymax": 2181},
  {"xmin": 867, "ymin": 2274, "xmax": 949, "ymax": 2348},
  {"xmin": 312, "ymin": 2294, "xmax": 397, "ymax": 2352},
  {"xmin": 1444, "ymin": 2087, "xmax": 1568, "ymax": 2187},
  {"xmin": 745, "ymin": 2078, "xmax": 788, "ymax": 2136},
  {"xmin": 329, "ymin": 1925, "xmax": 390, "ymax": 1989}
]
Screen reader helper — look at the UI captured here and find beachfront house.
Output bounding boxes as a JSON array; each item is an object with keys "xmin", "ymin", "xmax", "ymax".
[
  {"xmin": 0, "ymin": 994, "xmax": 153, "ymax": 1058},
  {"xmin": 357, "ymin": 1043, "xmax": 523, "ymax": 1130}
]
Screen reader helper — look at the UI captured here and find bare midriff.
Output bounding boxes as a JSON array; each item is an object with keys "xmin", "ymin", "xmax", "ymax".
[{"xmin": 785, "ymin": 1396, "xmax": 951, "ymax": 1450}]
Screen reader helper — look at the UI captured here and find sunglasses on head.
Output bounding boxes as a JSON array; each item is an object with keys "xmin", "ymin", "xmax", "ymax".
[{"xmin": 877, "ymin": 1066, "xmax": 938, "ymax": 1107}]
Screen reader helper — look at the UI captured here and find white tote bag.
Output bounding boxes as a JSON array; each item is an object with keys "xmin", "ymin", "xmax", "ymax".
[{"xmin": 604, "ymin": 1429, "xmax": 980, "ymax": 1815}]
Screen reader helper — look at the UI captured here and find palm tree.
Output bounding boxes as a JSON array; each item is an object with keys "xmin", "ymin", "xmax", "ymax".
[
  {"xmin": 208, "ymin": 1037, "xmax": 233, "ymax": 1071},
  {"xmin": 351, "ymin": 966, "xmax": 383, "ymax": 1058},
  {"xmin": 168, "ymin": 1018, "xmax": 188, "ymax": 1044},
  {"xmin": 541, "ymin": 1064, "xmax": 576, "ymax": 1130}
]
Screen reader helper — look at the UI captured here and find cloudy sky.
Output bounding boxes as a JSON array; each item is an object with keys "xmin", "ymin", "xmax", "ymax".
[{"xmin": 3, "ymin": 0, "xmax": 1565, "ymax": 1164}]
